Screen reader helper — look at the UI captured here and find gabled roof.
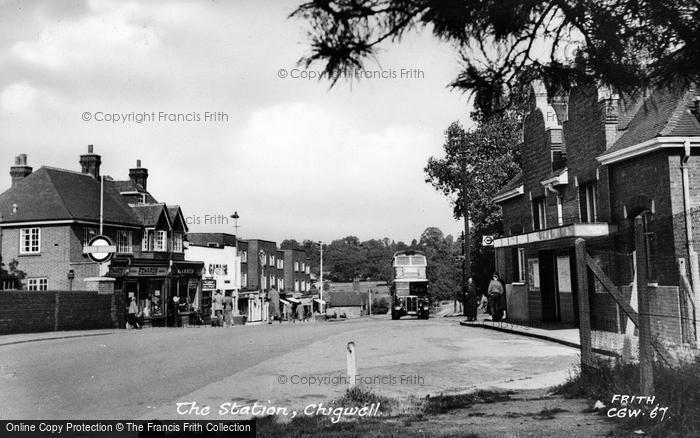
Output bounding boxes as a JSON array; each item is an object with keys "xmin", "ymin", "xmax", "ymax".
[
  {"xmin": 167, "ymin": 205, "xmax": 188, "ymax": 232},
  {"xmin": 129, "ymin": 203, "xmax": 170, "ymax": 228},
  {"xmin": 604, "ymin": 85, "xmax": 700, "ymax": 155},
  {"xmin": 0, "ymin": 167, "xmax": 139, "ymax": 226}
]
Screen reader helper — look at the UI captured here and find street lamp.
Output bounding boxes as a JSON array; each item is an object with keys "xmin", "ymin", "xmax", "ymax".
[{"xmin": 230, "ymin": 212, "xmax": 240, "ymax": 315}]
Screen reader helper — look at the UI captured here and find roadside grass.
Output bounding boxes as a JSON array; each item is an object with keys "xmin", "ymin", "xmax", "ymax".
[
  {"xmin": 255, "ymin": 387, "xmax": 494, "ymax": 437},
  {"xmin": 554, "ymin": 356, "xmax": 700, "ymax": 437}
]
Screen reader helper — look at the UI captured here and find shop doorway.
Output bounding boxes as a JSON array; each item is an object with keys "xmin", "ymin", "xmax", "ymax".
[{"xmin": 539, "ymin": 251, "xmax": 560, "ymax": 321}]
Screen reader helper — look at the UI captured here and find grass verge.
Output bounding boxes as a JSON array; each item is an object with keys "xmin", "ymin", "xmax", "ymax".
[{"xmin": 554, "ymin": 356, "xmax": 700, "ymax": 437}]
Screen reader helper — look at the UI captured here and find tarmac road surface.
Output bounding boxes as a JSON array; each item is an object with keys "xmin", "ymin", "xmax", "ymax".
[{"xmin": 0, "ymin": 317, "xmax": 579, "ymax": 420}]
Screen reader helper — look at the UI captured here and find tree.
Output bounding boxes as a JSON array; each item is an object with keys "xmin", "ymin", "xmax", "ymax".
[
  {"xmin": 280, "ymin": 239, "xmax": 303, "ymax": 250},
  {"xmin": 418, "ymin": 227, "xmax": 460, "ymax": 301},
  {"xmin": 292, "ymin": 0, "xmax": 699, "ymax": 116},
  {"xmin": 425, "ymin": 115, "xmax": 522, "ymax": 292},
  {"xmin": 0, "ymin": 258, "xmax": 26, "ymax": 290}
]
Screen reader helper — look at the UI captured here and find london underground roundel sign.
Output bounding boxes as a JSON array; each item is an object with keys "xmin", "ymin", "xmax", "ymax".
[{"xmin": 83, "ymin": 235, "xmax": 117, "ymax": 263}]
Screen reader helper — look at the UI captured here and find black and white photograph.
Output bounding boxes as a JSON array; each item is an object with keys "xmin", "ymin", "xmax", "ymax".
[{"xmin": 0, "ymin": 0, "xmax": 699, "ymax": 437}]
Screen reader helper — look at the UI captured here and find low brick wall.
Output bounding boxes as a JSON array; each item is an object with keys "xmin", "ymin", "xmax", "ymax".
[{"xmin": 0, "ymin": 290, "xmax": 116, "ymax": 335}]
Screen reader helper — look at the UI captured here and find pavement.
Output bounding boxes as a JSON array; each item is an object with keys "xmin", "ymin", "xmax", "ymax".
[{"xmin": 458, "ymin": 313, "xmax": 581, "ymax": 349}]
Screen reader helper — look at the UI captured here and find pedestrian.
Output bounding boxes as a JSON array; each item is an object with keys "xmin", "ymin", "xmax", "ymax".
[
  {"xmin": 223, "ymin": 291, "xmax": 233, "ymax": 327},
  {"xmin": 296, "ymin": 302, "xmax": 305, "ymax": 322},
  {"xmin": 267, "ymin": 286, "xmax": 281, "ymax": 324},
  {"xmin": 212, "ymin": 290, "xmax": 224, "ymax": 327},
  {"xmin": 127, "ymin": 297, "xmax": 141, "ymax": 329},
  {"xmin": 487, "ymin": 272, "xmax": 504, "ymax": 322},
  {"xmin": 463, "ymin": 277, "xmax": 478, "ymax": 321}
]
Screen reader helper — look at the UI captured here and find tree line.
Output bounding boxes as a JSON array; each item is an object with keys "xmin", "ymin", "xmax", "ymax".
[{"xmin": 281, "ymin": 226, "xmax": 463, "ymax": 301}]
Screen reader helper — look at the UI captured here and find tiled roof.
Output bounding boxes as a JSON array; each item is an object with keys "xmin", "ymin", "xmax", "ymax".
[
  {"xmin": 0, "ymin": 167, "xmax": 139, "ymax": 225},
  {"xmin": 129, "ymin": 203, "xmax": 169, "ymax": 228},
  {"xmin": 605, "ymin": 85, "xmax": 700, "ymax": 154},
  {"xmin": 493, "ymin": 171, "xmax": 524, "ymax": 198},
  {"xmin": 113, "ymin": 179, "xmax": 158, "ymax": 203}
]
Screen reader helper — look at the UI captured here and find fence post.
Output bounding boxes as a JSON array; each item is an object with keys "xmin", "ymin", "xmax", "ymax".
[
  {"xmin": 635, "ymin": 215, "xmax": 654, "ymax": 395},
  {"xmin": 347, "ymin": 341, "xmax": 357, "ymax": 389},
  {"xmin": 575, "ymin": 238, "xmax": 593, "ymax": 369}
]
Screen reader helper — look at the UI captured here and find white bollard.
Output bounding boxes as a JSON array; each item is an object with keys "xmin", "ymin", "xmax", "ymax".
[{"xmin": 347, "ymin": 341, "xmax": 356, "ymax": 389}]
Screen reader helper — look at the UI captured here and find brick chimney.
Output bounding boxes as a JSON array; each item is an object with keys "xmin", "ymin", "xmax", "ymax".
[
  {"xmin": 10, "ymin": 154, "xmax": 32, "ymax": 187},
  {"xmin": 79, "ymin": 144, "xmax": 101, "ymax": 178},
  {"xmin": 598, "ymin": 87, "xmax": 620, "ymax": 148},
  {"xmin": 128, "ymin": 159, "xmax": 148, "ymax": 190}
]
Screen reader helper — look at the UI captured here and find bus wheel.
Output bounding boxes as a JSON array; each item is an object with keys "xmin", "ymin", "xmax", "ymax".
[
  {"xmin": 391, "ymin": 311, "xmax": 400, "ymax": 320},
  {"xmin": 418, "ymin": 312, "xmax": 429, "ymax": 320}
]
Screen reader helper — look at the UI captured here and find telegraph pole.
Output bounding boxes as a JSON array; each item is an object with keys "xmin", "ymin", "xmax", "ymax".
[{"xmin": 461, "ymin": 161, "xmax": 471, "ymax": 313}]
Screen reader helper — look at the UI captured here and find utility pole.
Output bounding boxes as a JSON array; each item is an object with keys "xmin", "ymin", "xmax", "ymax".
[
  {"xmin": 319, "ymin": 241, "xmax": 324, "ymax": 314},
  {"xmin": 461, "ymin": 161, "xmax": 471, "ymax": 313}
]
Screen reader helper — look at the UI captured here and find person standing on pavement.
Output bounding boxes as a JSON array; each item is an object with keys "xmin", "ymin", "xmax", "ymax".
[
  {"xmin": 127, "ymin": 297, "xmax": 141, "ymax": 329},
  {"xmin": 267, "ymin": 286, "xmax": 281, "ymax": 324},
  {"xmin": 212, "ymin": 290, "xmax": 224, "ymax": 327},
  {"xmin": 464, "ymin": 277, "xmax": 478, "ymax": 321},
  {"xmin": 223, "ymin": 291, "xmax": 233, "ymax": 327},
  {"xmin": 487, "ymin": 272, "xmax": 504, "ymax": 322}
]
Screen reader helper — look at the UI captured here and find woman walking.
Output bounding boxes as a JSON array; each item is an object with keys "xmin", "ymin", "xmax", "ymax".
[{"xmin": 464, "ymin": 277, "xmax": 478, "ymax": 321}]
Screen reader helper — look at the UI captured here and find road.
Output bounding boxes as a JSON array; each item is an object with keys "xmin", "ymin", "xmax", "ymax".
[{"xmin": 0, "ymin": 317, "xmax": 579, "ymax": 420}]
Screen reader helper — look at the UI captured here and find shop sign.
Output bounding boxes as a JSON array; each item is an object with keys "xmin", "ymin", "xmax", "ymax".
[
  {"xmin": 175, "ymin": 267, "xmax": 198, "ymax": 275},
  {"xmin": 129, "ymin": 266, "xmax": 168, "ymax": 276},
  {"xmin": 107, "ymin": 266, "xmax": 129, "ymax": 277},
  {"xmin": 208, "ymin": 264, "xmax": 228, "ymax": 276},
  {"xmin": 202, "ymin": 279, "xmax": 217, "ymax": 290}
]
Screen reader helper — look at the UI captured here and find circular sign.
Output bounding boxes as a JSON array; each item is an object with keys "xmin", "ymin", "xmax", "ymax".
[
  {"xmin": 86, "ymin": 235, "xmax": 116, "ymax": 263},
  {"xmin": 482, "ymin": 235, "xmax": 495, "ymax": 246}
]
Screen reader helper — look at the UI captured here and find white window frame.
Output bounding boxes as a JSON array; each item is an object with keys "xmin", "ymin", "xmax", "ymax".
[
  {"xmin": 27, "ymin": 277, "xmax": 48, "ymax": 291},
  {"xmin": 294, "ymin": 261, "xmax": 299, "ymax": 272},
  {"xmin": 240, "ymin": 250, "xmax": 247, "ymax": 263},
  {"xmin": 116, "ymin": 230, "xmax": 133, "ymax": 254},
  {"xmin": 517, "ymin": 248, "xmax": 526, "ymax": 282},
  {"xmin": 20, "ymin": 228, "xmax": 41, "ymax": 254},
  {"xmin": 155, "ymin": 230, "xmax": 168, "ymax": 252},
  {"xmin": 241, "ymin": 273, "xmax": 247, "ymax": 287},
  {"xmin": 279, "ymin": 279, "xmax": 284, "ymax": 290},
  {"xmin": 585, "ymin": 184, "xmax": 598, "ymax": 222},
  {"xmin": 171, "ymin": 232, "xmax": 183, "ymax": 253}
]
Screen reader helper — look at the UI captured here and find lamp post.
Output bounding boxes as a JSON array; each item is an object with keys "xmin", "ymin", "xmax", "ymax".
[
  {"xmin": 230, "ymin": 212, "xmax": 240, "ymax": 315},
  {"xmin": 318, "ymin": 241, "xmax": 324, "ymax": 314}
]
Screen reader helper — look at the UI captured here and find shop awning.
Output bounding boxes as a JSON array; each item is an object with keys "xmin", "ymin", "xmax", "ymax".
[
  {"xmin": 279, "ymin": 299, "xmax": 292, "ymax": 306},
  {"xmin": 287, "ymin": 297, "xmax": 301, "ymax": 304},
  {"xmin": 314, "ymin": 299, "xmax": 326, "ymax": 305}
]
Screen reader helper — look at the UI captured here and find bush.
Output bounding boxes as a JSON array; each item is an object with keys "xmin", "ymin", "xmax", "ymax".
[{"xmin": 371, "ymin": 298, "xmax": 389, "ymax": 315}]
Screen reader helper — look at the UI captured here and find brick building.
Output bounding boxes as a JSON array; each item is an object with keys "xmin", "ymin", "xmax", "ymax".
[
  {"xmin": 493, "ymin": 83, "xmax": 700, "ymax": 340},
  {"xmin": 0, "ymin": 146, "xmax": 203, "ymax": 324}
]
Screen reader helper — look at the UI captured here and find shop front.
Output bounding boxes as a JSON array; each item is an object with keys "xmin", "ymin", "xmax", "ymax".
[
  {"xmin": 237, "ymin": 290, "xmax": 268, "ymax": 323},
  {"xmin": 109, "ymin": 258, "xmax": 203, "ymax": 327}
]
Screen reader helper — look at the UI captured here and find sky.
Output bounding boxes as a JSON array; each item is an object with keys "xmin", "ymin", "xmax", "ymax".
[{"xmin": 0, "ymin": 0, "xmax": 472, "ymax": 244}]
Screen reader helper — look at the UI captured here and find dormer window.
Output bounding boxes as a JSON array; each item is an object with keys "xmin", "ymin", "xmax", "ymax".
[
  {"xmin": 155, "ymin": 230, "xmax": 168, "ymax": 252},
  {"xmin": 172, "ymin": 232, "xmax": 183, "ymax": 253}
]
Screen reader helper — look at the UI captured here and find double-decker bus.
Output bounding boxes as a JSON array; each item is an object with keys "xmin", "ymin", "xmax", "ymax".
[{"xmin": 391, "ymin": 250, "xmax": 430, "ymax": 320}]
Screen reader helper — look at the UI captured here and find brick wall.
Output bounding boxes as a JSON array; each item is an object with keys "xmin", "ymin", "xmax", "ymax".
[{"xmin": 0, "ymin": 290, "xmax": 116, "ymax": 334}]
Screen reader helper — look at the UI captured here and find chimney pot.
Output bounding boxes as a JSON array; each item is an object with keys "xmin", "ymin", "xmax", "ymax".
[
  {"xmin": 10, "ymin": 154, "xmax": 32, "ymax": 187},
  {"xmin": 136, "ymin": 159, "xmax": 141, "ymax": 167},
  {"xmin": 79, "ymin": 146, "xmax": 101, "ymax": 178}
]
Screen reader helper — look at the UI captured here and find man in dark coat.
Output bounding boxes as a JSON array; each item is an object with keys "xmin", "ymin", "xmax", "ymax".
[
  {"xmin": 463, "ymin": 277, "xmax": 478, "ymax": 321},
  {"xmin": 487, "ymin": 273, "xmax": 504, "ymax": 322}
]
